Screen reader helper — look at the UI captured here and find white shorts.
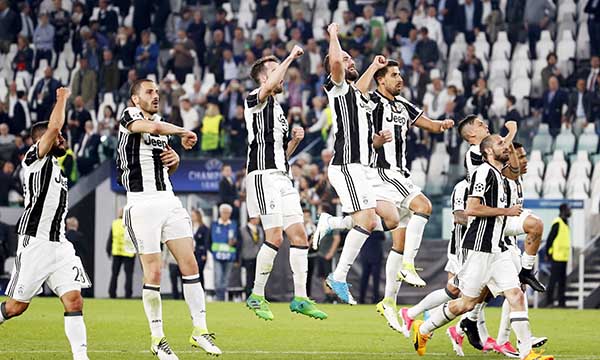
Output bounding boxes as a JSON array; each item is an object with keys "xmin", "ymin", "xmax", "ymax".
[
  {"xmin": 246, "ymin": 171, "xmax": 303, "ymax": 230},
  {"xmin": 444, "ymin": 254, "xmax": 461, "ymax": 275},
  {"xmin": 504, "ymin": 209, "xmax": 532, "ymax": 237},
  {"xmin": 328, "ymin": 164, "xmax": 376, "ymax": 214},
  {"xmin": 456, "ymin": 250, "xmax": 520, "ymax": 298},
  {"xmin": 5, "ymin": 236, "xmax": 92, "ymax": 302},
  {"xmin": 508, "ymin": 244, "xmax": 522, "ymax": 272},
  {"xmin": 369, "ymin": 168, "xmax": 422, "ymax": 210},
  {"xmin": 124, "ymin": 193, "xmax": 192, "ymax": 254}
]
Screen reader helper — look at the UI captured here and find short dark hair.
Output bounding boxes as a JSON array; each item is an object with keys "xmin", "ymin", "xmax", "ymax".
[
  {"xmin": 374, "ymin": 59, "xmax": 400, "ymax": 82},
  {"xmin": 130, "ymin": 79, "xmax": 154, "ymax": 99},
  {"xmin": 324, "ymin": 54, "xmax": 331, "ymax": 73},
  {"xmin": 507, "ymin": 95, "xmax": 516, "ymax": 104},
  {"xmin": 457, "ymin": 114, "xmax": 479, "ymax": 139},
  {"xmin": 559, "ymin": 203, "xmax": 570, "ymax": 213},
  {"xmin": 31, "ymin": 121, "xmax": 49, "ymax": 141},
  {"xmin": 513, "ymin": 142, "xmax": 524, "ymax": 150},
  {"xmin": 250, "ymin": 55, "xmax": 279, "ymax": 84},
  {"xmin": 546, "ymin": 52, "xmax": 557, "ymax": 61}
]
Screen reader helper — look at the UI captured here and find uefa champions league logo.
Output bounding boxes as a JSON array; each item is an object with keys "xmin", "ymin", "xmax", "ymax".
[{"xmin": 205, "ymin": 159, "xmax": 223, "ymax": 171}]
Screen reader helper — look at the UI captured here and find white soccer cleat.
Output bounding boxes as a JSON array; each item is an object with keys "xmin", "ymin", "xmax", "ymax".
[
  {"xmin": 151, "ymin": 337, "xmax": 179, "ymax": 360},
  {"xmin": 376, "ymin": 298, "xmax": 403, "ymax": 333},
  {"xmin": 190, "ymin": 329, "xmax": 222, "ymax": 356},
  {"xmin": 397, "ymin": 263, "xmax": 426, "ymax": 287},
  {"xmin": 312, "ymin": 213, "xmax": 333, "ymax": 250},
  {"xmin": 72, "ymin": 353, "xmax": 89, "ymax": 360},
  {"xmin": 532, "ymin": 336, "xmax": 548, "ymax": 348}
]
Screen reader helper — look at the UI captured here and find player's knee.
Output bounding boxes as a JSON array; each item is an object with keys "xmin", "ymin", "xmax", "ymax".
[
  {"xmin": 527, "ymin": 216, "xmax": 544, "ymax": 237},
  {"xmin": 446, "ymin": 285, "xmax": 461, "ymax": 299},
  {"xmin": 267, "ymin": 233, "xmax": 284, "ymax": 248},
  {"xmin": 288, "ymin": 231, "xmax": 308, "ymax": 247},
  {"xmin": 179, "ymin": 259, "xmax": 199, "ymax": 276},
  {"xmin": 411, "ymin": 196, "xmax": 432, "ymax": 215},
  {"xmin": 63, "ymin": 294, "xmax": 84, "ymax": 312},
  {"xmin": 506, "ymin": 288, "xmax": 525, "ymax": 308},
  {"xmin": 145, "ymin": 268, "xmax": 162, "ymax": 284}
]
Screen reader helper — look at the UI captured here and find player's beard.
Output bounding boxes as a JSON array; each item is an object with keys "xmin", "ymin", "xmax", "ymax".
[
  {"xmin": 346, "ymin": 68, "xmax": 359, "ymax": 81},
  {"xmin": 496, "ymin": 152, "xmax": 510, "ymax": 163},
  {"xmin": 386, "ymin": 83, "xmax": 402, "ymax": 96},
  {"xmin": 140, "ymin": 99, "xmax": 159, "ymax": 115},
  {"xmin": 273, "ymin": 84, "xmax": 283, "ymax": 94},
  {"xmin": 50, "ymin": 146, "xmax": 66, "ymax": 157}
]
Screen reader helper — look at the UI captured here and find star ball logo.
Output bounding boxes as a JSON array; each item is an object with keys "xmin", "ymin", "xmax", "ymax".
[
  {"xmin": 475, "ymin": 183, "xmax": 485, "ymax": 193},
  {"xmin": 205, "ymin": 159, "xmax": 223, "ymax": 171}
]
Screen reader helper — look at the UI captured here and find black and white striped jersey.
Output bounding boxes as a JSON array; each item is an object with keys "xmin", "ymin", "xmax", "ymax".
[
  {"xmin": 504, "ymin": 176, "xmax": 524, "ymax": 246},
  {"xmin": 449, "ymin": 179, "xmax": 469, "ymax": 256},
  {"xmin": 464, "ymin": 144, "xmax": 483, "ymax": 183},
  {"xmin": 16, "ymin": 144, "xmax": 69, "ymax": 242},
  {"xmin": 323, "ymin": 76, "xmax": 374, "ymax": 166},
  {"xmin": 370, "ymin": 90, "xmax": 423, "ymax": 175},
  {"xmin": 462, "ymin": 161, "xmax": 508, "ymax": 253},
  {"xmin": 116, "ymin": 107, "xmax": 173, "ymax": 193},
  {"xmin": 244, "ymin": 88, "xmax": 290, "ymax": 174}
]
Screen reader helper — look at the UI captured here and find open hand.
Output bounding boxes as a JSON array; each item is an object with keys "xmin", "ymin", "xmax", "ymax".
[{"xmin": 160, "ymin": 145, "xmax": 180, "ymax": 168}]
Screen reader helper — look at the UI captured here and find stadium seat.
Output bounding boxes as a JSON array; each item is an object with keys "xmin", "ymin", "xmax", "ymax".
[
  {"xmin": 511, "ymin": 77, "xmax": 531, "ymax": 115},
  {"xmin": 523, "ymin": 174, "xmax": 542, "ymax": 199},
  {"xmin": 528, "ymin": 150, "xmax": 545, "ymax": 178},
  {"xmin": 0, "ymin": 79, "xmax": 7, "ymax": 101},
  {"xmin": 54, "ymin": 63, "xmax": 70, "ymax": 86},
  {"xmin": 576, "ymin": 21, "xmax": 591, "ymax": 60},
  {"xmin": 553, "ymin": 124, "xmax": 576, "ymax": 154},
  {"xmin": 568, "ymin": 150, "xmax": 592, "ymax": 182},
  {"xmin": 411, "ymin": 169, "xmax": 427, "ymax": 190},
  {"xmin": 489, "ymin": 58, "xmax": 510, "ymax": 78},
  {"xmin": 545, "ymin": 149, "xmax": 568, "ymax": 181},
  {"xmin": 427, "ymin": 143, "xmax": 449, "ymax": 179},
  {"xmin": 557, "ymin": 30, "xmax": 576, "ymax": 76},
  {"xmin": 489, "ymin": 87, "xmax": 507, "ymax": 117},
  {"xmin": 578, "ymin": 123, "xmax": 599, "ymax": 153},
  {"xmin": 558, "ymin": 0, "xmax": 577, "ymax": 20},
  {"xmin": 449, "ymin": 33, "xmax": 468, "ymax": 63},
  {"xmin": 511, "ymin": 59, "xmax": 531, "ymax": 81},
  {"xmin": 536, "ymin": 31, "xmax": 554, "ymax": 60},
  {"xmin": 474, "ymin": 32, "xmax": 490, "ymax": 60},
  {"xmin": 566, "ymin": 176, "xmax": 590, "ymax": 199},
  {"xmin": 491, "ymin": 31, "xmax": 511, "ymax": 60},
  {"xmin": 512, "ymin": 43, "xmax": 530, "ymax": 60},
  {"xmin": 424, "ymin": 174, "xmax": 446, "ymax": 196},
  {"xmin": 543, "ymin": 176, "xmax": 566, "ymax": 199},
  {"xmin": 531, "ymin": 124, "xmax": 553, "ymax": 154}
]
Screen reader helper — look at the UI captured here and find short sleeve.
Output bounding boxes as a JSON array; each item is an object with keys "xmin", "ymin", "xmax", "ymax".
[
  {"xmin": 397, "ymin": 96, "xmax": 423, "ymax": 124},
  {"xmin": 120, "ymin": 107, "xmax": 144, "ymax": 129},
  {"xmin": 469, "ymin": 167, "xmax": 490, "ymax": 199},
  {"xmin": 323, "ymin": 75, "xmax": 349, "ymax": 96},
  {"xmin": 23, "ymin": 144, "xmax": 40, "ymax": 166},
  {"xmin": 245, "ymin": 88, "xmax": 264, "ymax": 111},
  {"xmin": 452, "ymin": 184, "xmax": 466, "ymax": 212}
]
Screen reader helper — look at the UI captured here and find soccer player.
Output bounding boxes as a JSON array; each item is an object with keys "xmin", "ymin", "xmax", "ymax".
[
  {"xmin": 1, "ymin": 87, "xmax": 91, "ymax": 360},
  {"xmin": 412, "ymin": 135, "xmax": 553, "ymax": 360},
  {"xmin": 243, "ymin": 46, "xmax": 328, "ymax": 321},
  {"xmin": 318, "ymin": 24, "xmax": 406, "ymax": 305},
  {"xmin": 117, "ymin": 79, "xmax": 221, "ymax": 358}
]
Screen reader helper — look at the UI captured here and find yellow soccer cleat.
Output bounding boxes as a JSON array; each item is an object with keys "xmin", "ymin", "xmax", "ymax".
[
  {"xmin": 523, "ymin": 350, "xmax": 554, "ymax": 360},
  {"xmin": 412, "ymin": 320, "xmax": 431, "ymax": 356}
]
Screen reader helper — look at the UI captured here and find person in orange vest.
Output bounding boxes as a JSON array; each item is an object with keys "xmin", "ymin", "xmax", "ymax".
[{"xmin": 544, "ymin": 203, "xmax": 571, "ymax": 308}]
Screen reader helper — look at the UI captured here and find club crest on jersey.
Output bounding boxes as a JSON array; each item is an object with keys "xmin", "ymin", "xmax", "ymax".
[
  {"xmin": 270, "ymin": 200, "xmax": 276, "ymax": 210},
  {"xmin": 143, "ymin": 134, "xmax": 168, "ymax": 149}
]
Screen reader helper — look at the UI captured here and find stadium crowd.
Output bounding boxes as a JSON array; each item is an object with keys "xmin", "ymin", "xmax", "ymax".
[{"xmin": 0, "ymin": 0, "xmax": 599, "ymax": 208}]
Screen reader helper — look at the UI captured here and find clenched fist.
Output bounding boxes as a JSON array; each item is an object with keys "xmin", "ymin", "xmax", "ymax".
[
  {"xmin": 291, "ymin": 127, "xmax": 304, "ymax": 142},
  {"xmin": 290, "ymin": 45, "xmax": 304, "ymax": 59},
  {"xmin": 56, "ymin": 87, "xmax": 71, "ymax": 99}
]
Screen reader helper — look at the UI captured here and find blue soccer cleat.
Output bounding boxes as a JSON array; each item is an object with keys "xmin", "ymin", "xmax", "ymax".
[{"xmin": 326, "ymin": 274, "xmax": 357, "ymax": 305}]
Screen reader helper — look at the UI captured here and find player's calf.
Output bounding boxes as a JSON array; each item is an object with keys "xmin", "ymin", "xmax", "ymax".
[{"xmin": 0, "ymin": 299, "xmax": 29, "ymax": 323}]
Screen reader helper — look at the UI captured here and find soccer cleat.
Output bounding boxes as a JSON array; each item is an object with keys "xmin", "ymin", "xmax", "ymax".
[
  {"xmin": 412, "ymin": 320, "xmax": 430, "ymax": 356},
  {"xmin": 446, "ymin": 326, "xmax": 465, "ymax": 357},
  {"xmin": 519, "ymin": 268, "xmax": 546, "ymax": 292},
  {"xmin": 482, "ymin": 337, "xmax": 498, "ymax": 352},
  {"xmin": 325, "ymin": 274, "xmax": 357, "ymax": 305},
  {"xmin": 493, "ymin": 341, "xmax": 520, "ymax": 358},
  {"xmin": 399, "ymin": 307, "xmax": 414, "ymax": 338},
  {"xmin": 190, "ymin": 327, "xmax": 222, "ymax": 356},
  {"xmin": 73, "ymin": 354, "xmax": 90, "ymax": 360},
  {"xmin": 246, "ymin": 293, "xmax": 274, "ymax": 320},
  {"xmin": 151, "ymin": 337, "xmax": 179, "ymax": 360},
  {"xmin": 375, "ymin": 298, "xmax": 403, "ymax": 333},
  {"xmin": 290, "ymin": 297, "xmax": 328, "ymax": 320},
  {"xmin": 459, "ymin": 318, "xmax": 483, "ymax": 350},
  {"xmin": 312, "ymin": 213, "xmax": 333, "ymax": 250},
  {"xmin": 532, "ymin": 336, "xmax": 548, "ymax": 348},
  {"xmin": 397, "ymin": 263, "xmax": 426, "ymax": 287},
  {"xmin": 523, "ymin": 349, "xmax": 554, "ymax": 360}
]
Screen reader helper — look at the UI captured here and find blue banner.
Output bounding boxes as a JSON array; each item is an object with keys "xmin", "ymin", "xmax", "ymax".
[{"xmin": 111, "ymin": 158, "xmax": 246, "ymax": 193}]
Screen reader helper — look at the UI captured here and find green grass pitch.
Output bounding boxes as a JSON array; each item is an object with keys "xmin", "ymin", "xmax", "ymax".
[{"xmin": 0, "ymin": 297, "xmax": 599, "ymax": 359}]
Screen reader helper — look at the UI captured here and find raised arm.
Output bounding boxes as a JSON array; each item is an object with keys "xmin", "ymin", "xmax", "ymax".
[
  {"xmin": 126, "ymin": 116, "xmax": 197, "ymax": 150},
  {"xmin": 258, "ymin": 45, "xmax": 304, "ymax": 103},
  {"xmin": 355, "ymin": 55, "xmax": 387, "ymax": 95},
  {"xmin": 287, "ymin": 127, "xmax": 304, "ymax": 157},
  {"xmin": 501, "ymin": 121, "xmax": 520, "ymax": 180},
  {"xmin": 38, "ymin": 87, "xmax": 70, "ymax": 158},
  {"xmin": 327, "ymin": 23, "xmax": 345, "ymax": 84}
]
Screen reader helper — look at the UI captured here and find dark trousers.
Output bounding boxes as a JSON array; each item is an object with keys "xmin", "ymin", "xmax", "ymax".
[
  {"xmin": 527, "ymin": 24, "xmax": 542, "ymax": 58},
  {"xmin": 359, "ymin": 260, "xmax": 382, "ymax": 304},
  {"xmin": 589, "ymin": 20, "xmax": 600, "ymax": 57},
  {"xmin": 108, "ymin": 255, "xmax": 135, "ymax": 298},
  {"xmin": 169, "ymin": 263, "xmax": 182, "ymax": 299},
  {"xmin": 545, "ymin": 260, "xmax": 567, "ymax": 307},
  {"xmin": 35, "ymin": 49, "xmax": 53, "ymax": 71},
  {"xmin": 241, "ymin": 258, "xmax": 256, "ymax": 297}
]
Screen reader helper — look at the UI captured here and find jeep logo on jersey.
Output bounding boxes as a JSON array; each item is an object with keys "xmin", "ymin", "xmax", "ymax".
[
  {"xmin": 143, "ymin": 134, "xmax": 168, "ymax": 148},
  {"xmin": 278, "ymin": 114, "xmax": 288, "ymax": 131},
  {"xmin": 387, "ymin": 114, "xmax": 407, "ymax": 126}
]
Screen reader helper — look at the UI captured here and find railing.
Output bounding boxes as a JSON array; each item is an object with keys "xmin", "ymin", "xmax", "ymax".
[{"xmin": 577, "ymin": 236, "xmax": 599, "ymax": 309}]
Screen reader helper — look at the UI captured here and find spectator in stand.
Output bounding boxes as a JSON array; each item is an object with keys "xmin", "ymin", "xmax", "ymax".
[
  {"xmin": 211, "ymin": 7, "xmax": 233, "ymax": 43},
  {"xmin": 99, "ymin": 49, "xmax": 120, "ymax": 97},
  {"xmin": 400, "ymin": 28, "xmax": 418, "ymax": 67},
  {"xmin": 505, "ymin": 0, "xmax": 526, "ymax": 45},
  {"xmin": 582, "ymin": 55, "xmax": 600, "ymax": 92},
  {"xmin": 349, "ymin": 24, "xmax": 368, "ymax": 51},
  {"xmin": 218, "ymin": 79, "xmax": 244, "ymax": 122},
  {"xmin": 18, "ymin": 2, "xmax": 34, "ymax": 42},
  {"xmin": 222, "ymin": 48, "xmax": 239, "ymax": 83},
  {"xmin": 70, "ymin": 57, "xmax": 98, "ymax": 110},
  {"xmin": 118, "ymin": 69, "xmax": 137, "ymax": 103},
  {"xmin": 135, "ymin": 30, "xmax": 159, "ymax": 78},
  {"xmin": 191, "ymin": 209, "xmax": 209, "ymax": 287},
  {"xmin": 0, "ymin": 213, "xmax": 9, "ymax": 274},
  {"xmin": 458, "ymin": 44, "xmax": 483, "ymax": 97},
  {"xmin": 422, "ymin": 5, "xmax": 445, "ymax": 51},
  {"xmin": 209, "ymin": 203, "xmax": 239, "ymax": 301},
  {"xmin": 0, "ymin": 161, "xmax": 18, "ymax": 205},
  {"xmin": 98, "ymin": 105, "xmax": 117, "ymax": 137},
  {"xmin": 114, "ymin": 26, "xmax": 137, "ymax": 80},
  {"xmin": 468, "ymin": 77, "xmax": 493, "ymax": 120},
  {"xmin": 542, "ymin": 75, "xmax": 569, "ymax": 137},
  {"xmin": 219, "ymin": 164, "xmax": 239, "ymax": 208},
  {"xmin": 505, "ymin": 95, "xmax": 523, "ymax": 125},
  {"xmin": 171, "ymin": 30, "xmax": 196, "ymax": 83},
  {"xmin": 12, "ymin": 35, "xmax": 34, "ymax": 82},
  {"xmin": 180, "ymin": 95, "xmax": 200, "ymax": 132},
  {"xmin": 59, "ymin": 142, "xmax": 78, "ymax": 188},
  {"xmin": 567, "ymin": 78, "xmax": 593, "ymax": 136},
  {"xmin": 239, "ymin": 217, "xmax": 264, "ymax": 298},
  {"xmin": 300, "ymin": 38, "xmax": 321, "ymax": 77},
  {"xmin": 231, "ymin": 27, "xmax": 248, "ymax": 62},
  {"xmin": 286, "ymin": 27, "xmax": 303, "ymax": 53},
  {"xmin": 75, "ymin": 120, "xmax": 101, "ymax": 176},
  {"xmin": 250, "ymin": 33, "xmax": 266, "ymax": 59},
  {"xmin": 541, "ymin": 52, "xmax": 565, "ymax": 93},
  {"xmin": 286, "ymin": 67, "xmax": 304, "ymax": 109},
  {"xmin": 339, "ymin": 10, "xmax": 356, "ymax": 38},
  {"xmin": 94, "ymin": 0, "xmax": 119, "ymax": 36},
  {"xmin": 359, "ymin": 231, "xmax": 384, "ymax": 304},
  {"xmin": 586, "ymin": 0, "xmax": 600, "ymax": 57},
  {"xmin": 206, "ymin": 29, "xmax": 230, "ymax": 84},
  {"xmin": 0, "ymin": 0, "xmax": 22, "ymax": 54},
  {"xmin": 361, "ymin": 5, "xmax": 385, "ymax": 42},
  {"xmin": 31, "ymin": 67, "xmax": 61, "ymax": 123},
  {"xmin": 229, "ymin": 105, "xmax": 247, "ymax": 158},
  {"xmin": 422, "ymin": 70, "xmax": 448, "ymax": 119},
  {"xmin": 287, "ymin": 10, "xmax": 313, "ymax": 41},
  {"xmin": 187, "ymin": 80, "xmax": 207, "ymax": 109},
  {"xmin": 415, "ymin": 27, "xmax": 439, "ymax": 70},
  {"xmin": 70, "ymin": 2, "xmax": 88, "ymax": 55},
  {"xmin": 107, "ymin": 208, "xmax": 135, "ymax": 299},
  {"xmin": 33, "ymin": 12, "xmax": 55, "ymax": 70},
  {"xmin": 67, "ymin": 96, "xmax": 92, "ymax": 148},
  {"xmin": 158, "ymin": 74, "xmax": 185, "ymax": 120},
  {"xmin": 187, "ymin": 10, "xmax": 206, "ymax": 71},
  {"xmin": 524, "ymin": 0, "xmax": 556, "ymax": 58},
  {"xmin": 50, "ymin": 0, "xmax": 71, "ymax": 54},
  {"xmin": 393, "ymin": 8, "xmax": 415, "ymax": 45},
  {"xmin": 438, "ymin": 0, "xmax": 459, "ymax": 45},
  {"xmin": 456, "ymin": 0, "xmax": 483, "ymax": 43},
  {"xmin": 201, "ymin": 102, "xmax": 224, "ymax": 155},
  {"xmin": 266, "ymin": 28, "xmax": 284, "ymax": 53},
  {"xmin": 10, "ymin": 90, "xmax": 30, "ymax": 135}
]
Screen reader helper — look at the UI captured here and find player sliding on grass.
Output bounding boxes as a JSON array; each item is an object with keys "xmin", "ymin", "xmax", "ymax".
[
  {"xmin": 244, "ymin": 46, "xmax": 328, "ymax": 321},
  {"xmin": 1, "ymin": 87, "xmax": 91, "ymax": 360}
]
